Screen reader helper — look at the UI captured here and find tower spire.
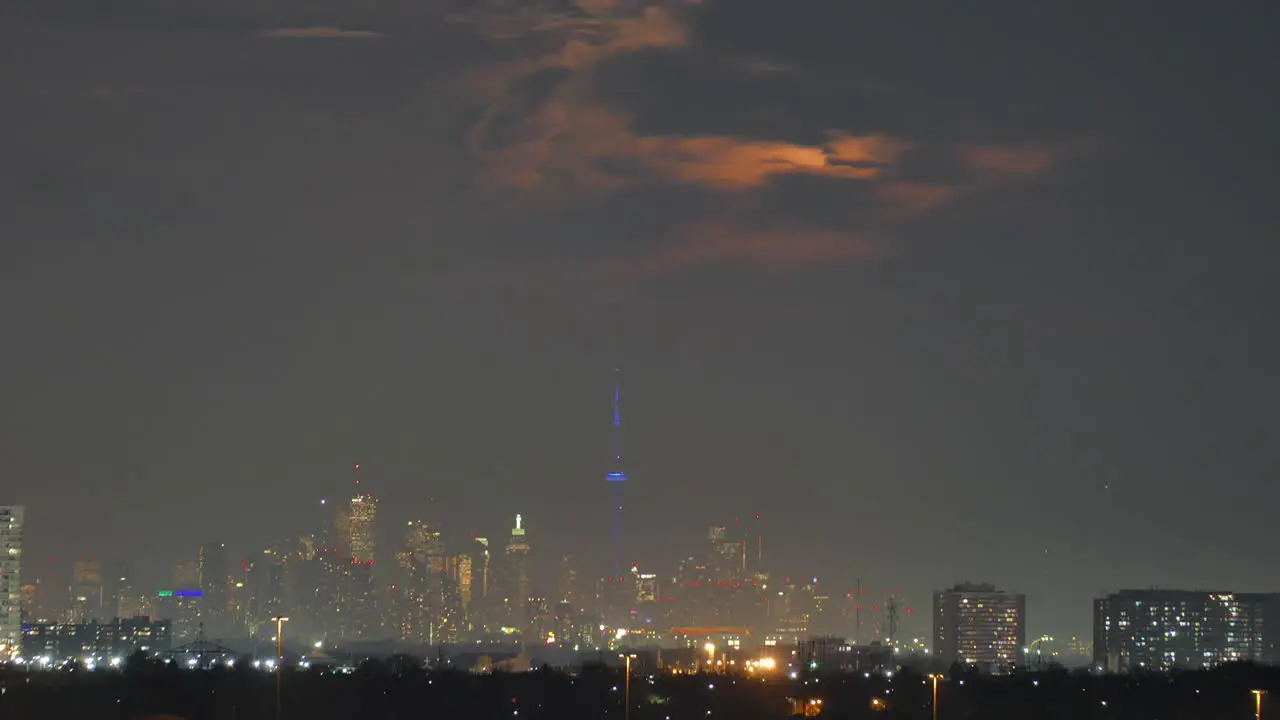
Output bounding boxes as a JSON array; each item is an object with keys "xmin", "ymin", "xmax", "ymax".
[{"xmin": 612, "ymin": 372, "xmax": 623, "ymax": 466}]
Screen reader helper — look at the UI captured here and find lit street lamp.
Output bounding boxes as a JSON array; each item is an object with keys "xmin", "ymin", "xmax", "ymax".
[
  {"xmin": 1254, "ymin": 689, "xmax": 1266, "ymax": 720},
  {"xmin": 928, "ymin": 674, "xmax": 942, "ymax": 720},
  {"xmin": 619, "ymin": 653, "xmax": 637, "ymax": 720},
  {"xmin": 272, "ymin": 616, "xmax": 289, "ymax": 720}
]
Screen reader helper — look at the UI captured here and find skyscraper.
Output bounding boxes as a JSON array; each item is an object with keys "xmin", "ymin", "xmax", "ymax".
[
  {"xmin": 69, "ymin": 557, "xmax": 105, "ymax": 622},
  {"xmin": 502, "ymin": 514, "xmax": 531, "ymax": 628},
  {"xmin": 338, "ymin": 464, "xmax": 378, "ymax": 564},
  {"xmin": 604, "ymin": 374, "xmax": 627, "ymax": 580},
  {"xmin": 0, "ymin": 505, "xmax": 22, "ymax": 657},
  {"xmin": 199, "ymin": 542, "xmax": 229, "ymax": 632}
]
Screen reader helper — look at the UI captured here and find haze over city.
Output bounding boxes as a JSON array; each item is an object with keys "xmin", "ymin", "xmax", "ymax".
[{"xmin": 2, "ymin": 0, "xmax": 1277, "ymax": 652}]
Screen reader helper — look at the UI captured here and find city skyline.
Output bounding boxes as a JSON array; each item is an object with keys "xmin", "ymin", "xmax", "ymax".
[{"xmin": 3, "ymin": 0, "xmax": 1277, "ymax": 653}]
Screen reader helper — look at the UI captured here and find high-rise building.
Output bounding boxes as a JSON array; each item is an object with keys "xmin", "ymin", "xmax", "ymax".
[
  {"xmin": 1093, "ymin": 589, "xmax": 1279, "ymax": 672},
  {"xmin": 502, "ymin": 514, "xmax": 531, "ymax": 628},
  {"xmin": 0, "ymin": 505, "xmax": 23, "ymax": 656},
  {"xmin": 462, "ymin": 537, "xmax": 493, "ymax": 634},
  {"xmin": 401, "ymin": 521, "xmax": 445, "ymax": 566},
  {"xmin": 397, "ymin": 520, "xmax": 461, "ymax": 644},
  {"xmin": 338, "ymin": 465, "xmax": 378, "ymax": 564},
  {"xmin": 69, "ymin": 558, "xmax": 105, "ymax": 622},
  {"xmin": 199, "ymin": 542, "xmax": 229, "ymax": 631},
  {"xmin": 115, "ymin": 563, "xmax": 150, "ymax": 619},
  {"xmin": 707, "ymin": 525, "xmax": 746, "ymax": 582},
  {"xmin": 558, "ymin": 554, "xmax": 581, "ymax": 608},
  {"xmin": 933, "ymin": 582, "xmax": 1025, "ymax": 671}
]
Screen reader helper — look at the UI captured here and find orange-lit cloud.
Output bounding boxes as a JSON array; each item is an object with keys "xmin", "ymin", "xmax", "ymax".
[
  {"xmin": 455, "ymin": 0, "xmax": 1064, "ymax": 278},
  {"xmin": 471, "ymin": 84, "xmax": 907, "ymax": 193},
  {"xmin": 653, "ymin": 221, "xmax": 883, "ymax": 272},
  {"xmin": 957, "ymin": 143, "xmax": 1058, "ymax": 176},
  {"xmin": 463, "ymin": 1, "xmax": 909, "ymax": 196},
  {"xmin": 875, "ymin": 181, "xmax": 957, "ymax": 217}
]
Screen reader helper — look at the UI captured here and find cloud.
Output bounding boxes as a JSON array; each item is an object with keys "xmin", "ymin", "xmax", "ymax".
[
  {"xmin": 453, "ymin": 0, "xmax": 1066, "ymax": 275},
  {"xmin": 500, "ymin": 219, "xmax": 884, "ymax": 292},
  {"xmin": 463, "ymin": 3, "xmax": 908, "ymax": 196},
  {"xmin": 648, "ymin": 219, "xmax": 883, "ymax": 274},
  {"xmin": 256, "ymin": 27, "xmax": 383, "ymax": 40},
  {"xmin": 874, "ymin": 182, "xmax": 957, "ymax": 217},
  {"xmin": 728, "ymin": 57, "xmax": 793, "ymax": 76},
  {"xmin": 957, "ymin": 143, "xmax": 1058, "ymax": 177}
]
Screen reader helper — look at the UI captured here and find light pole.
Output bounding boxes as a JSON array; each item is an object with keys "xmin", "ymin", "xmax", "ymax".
[
  {"xmin": 272, "ymin": 616, "xmax": 289, "ymax": 720},
  {"xmin": 1028, "ymin": 635, "xmax": 1053, "ymax": 671},
  {"xmin": 1254, "ymin": 689, "xmax": 1266, "ymax": 720},
  {"xmin": 619, "ymin": 653, "xmax": 636, "ymax": 720},
  {"xmin": 929, "ymin": 674, "xmax": 941, "ymax": 720}
]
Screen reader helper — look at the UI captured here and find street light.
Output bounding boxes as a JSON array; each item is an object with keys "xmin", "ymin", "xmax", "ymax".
[
  {"xmin": 1028, "ymin": 635, "xmax": 1053, "ymax": 671},
  {"xmin": 1254, "ymin": 689, "xmax": 1266, "ymax": 720},
  {"xmin": 619, "ymin": 653, "xmax": 637, "ymax": 720},
  {"xmin": 928, "ymin": 674, "xmax": 942, "ymax": 720},
  {"xmin": 704, "ymin": 643, "xmax": 716, "ymax": 674},
  {"xmin": 272, "ymin": 616, "xmax": 289, "ymax": 720}
]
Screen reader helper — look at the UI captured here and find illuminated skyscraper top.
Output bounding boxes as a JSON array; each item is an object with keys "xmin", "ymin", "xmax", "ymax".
[
  {"xmin": 342, "ymin": 464, "xmax": 378, "ymax": 563},
  {"xmin": 504, "ymin": 514, "xmax": 531, "ymax": 625}
]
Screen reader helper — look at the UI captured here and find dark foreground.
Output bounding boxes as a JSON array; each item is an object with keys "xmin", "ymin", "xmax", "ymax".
[{"xmin": 0, "ymin": 661, "xmax": 1276, "ymax": 719}]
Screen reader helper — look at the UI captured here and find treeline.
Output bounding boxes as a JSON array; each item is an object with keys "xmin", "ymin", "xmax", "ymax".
[{"xmin": 0, "ymin": 656, "xmax": 1276, "ymax": 719}]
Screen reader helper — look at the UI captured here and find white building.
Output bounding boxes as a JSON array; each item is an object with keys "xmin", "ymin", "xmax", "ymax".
[{"xmin": 0, "ymin": 505, "xmax": 23, "ymax": 657}]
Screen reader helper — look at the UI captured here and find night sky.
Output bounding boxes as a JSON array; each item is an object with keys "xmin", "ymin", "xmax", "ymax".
[{"xmin": 2, "ymin": 1, "xmax": 1277, "ymax": 641}]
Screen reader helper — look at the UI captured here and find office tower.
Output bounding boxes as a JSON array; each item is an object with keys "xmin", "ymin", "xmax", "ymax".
[
  {"xmin": 402, "ymin": 520, "xmax": 446, "ymax": 564},
  {"xmin": 199, "ymin": 542, "xmax": 229, "ymax": 632},
  {"xmin": 455, "ymin": 553, "xmax": 474, "ymax": 611},
  {"xmin": 604, "ymin": 375, "xmax": 627, "ymax": 580},
  {"xmin": 463, "ymin": 537, "xmax": 492, "ymax": 633},
  {"xmin": 338, "ymin": 465, "xmax": 378, "ymax": 564},
  {"xmin": 69, "ymin": 557, "xmax": 105, "ymax": 622},
  {"xmin": 173, "ymin": 560, "xmax": 200, "ymax": 590},
  {"xmin": 0, "ymin": 505, "xmax": 23, "ymax": 656},
  {"xmin": 933, "ymin": 582, "xmax": 1026, "ymax": 671},
  {"xmin": 1093, "ymin": 589, "xmax": 1278, "ymax": 672},
  {"xmin": 502, "ymin": 514, "xmax": 531, "ymax": 627},
  {"xmin": 472, "ymin": 538, "xmax": 490, "ymax": 602},
  {"xmin": 707, "ymin": 525, "xmax": 746, "ymax": 582},
  {"xmin": 748, "ymin": 513, "xmax": 765, "ymax": 576},
  {"xmin": 244, "ymin": 547, "xmax": 286, "ymax": 636},
  {"xmin": 398, "ymin": 520, "xmax": 460, "ymax": 644},
  {"xmin": 115, "ymin": 563, "xmax": 150, "ymax": 619},
  {"xmin": 558, "ymin": 554, "xmax": 581, "ymax": 608}
]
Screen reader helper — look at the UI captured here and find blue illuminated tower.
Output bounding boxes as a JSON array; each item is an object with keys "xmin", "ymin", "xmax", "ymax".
[{"xmin": 605, "ymin": 372, "xmax": 627, "ymax": 581}]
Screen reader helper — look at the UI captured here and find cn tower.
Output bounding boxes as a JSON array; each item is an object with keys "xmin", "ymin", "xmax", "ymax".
[{"xmin": 604, "ymin": 371, "xmax": 627, "ymax": 580}]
